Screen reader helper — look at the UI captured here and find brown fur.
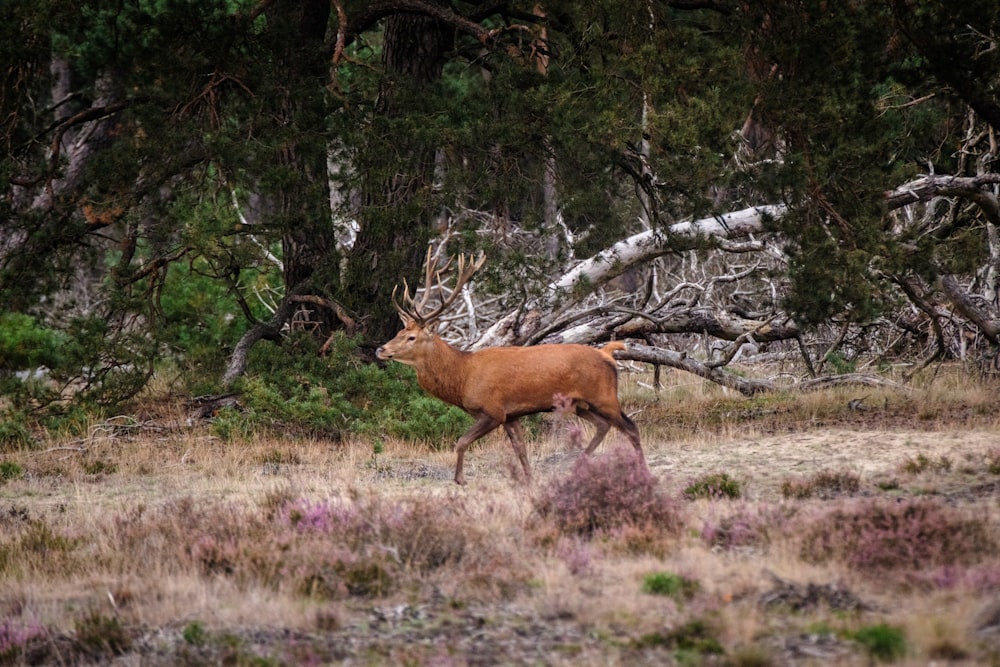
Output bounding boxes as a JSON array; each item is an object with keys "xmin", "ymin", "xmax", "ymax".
[{"xmin": 377, "ymin": 320, "xmax": 644, "ymax": 485}]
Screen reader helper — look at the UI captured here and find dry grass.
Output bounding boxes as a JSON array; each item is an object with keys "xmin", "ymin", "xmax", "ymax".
[{"xmin": 2, "ymin": 365, "xmax": 1000, "ymax": 665}]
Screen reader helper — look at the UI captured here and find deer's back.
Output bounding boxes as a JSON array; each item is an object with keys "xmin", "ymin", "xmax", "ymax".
[{"xmin": 461, "ymin": 344, "xmax": 620, "ymax": 418}]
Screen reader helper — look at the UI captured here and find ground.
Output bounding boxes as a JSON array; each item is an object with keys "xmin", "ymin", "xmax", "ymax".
[{"xmin": 2, "ymin": 376, "xmax": 1000, "ymax": 666}]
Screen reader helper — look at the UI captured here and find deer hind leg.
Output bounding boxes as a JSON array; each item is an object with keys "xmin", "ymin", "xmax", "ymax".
[
  {"xmin": 577, "ymin": 409, "xmax": 612, "ymax": 454},
  {"xmin": 580, "ymin": 408, "xmax": 647, "ymax": 467},
  {"xmin": 614, "ymin": 411, "xmax": 646, "ymax": 466},
  {"xmin": 503, "ymin": 420, "xmax": 532, "ymax": 483},
  {"xmin": 454, "ymin": 413, "xmax": 501, "ymax": 485}
]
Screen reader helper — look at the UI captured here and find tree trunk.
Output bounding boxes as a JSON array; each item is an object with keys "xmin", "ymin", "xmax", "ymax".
[
  {"xmin": 221, "ymin": 0, "xmax": 334, "ymax": 387},
  {"xmin": 342, "ymin": 11, "xmax": 451, "ymax": 348}
]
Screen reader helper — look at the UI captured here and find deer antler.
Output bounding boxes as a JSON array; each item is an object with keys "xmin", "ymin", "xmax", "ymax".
[{"xmin": 392, "ymin": 247, "xmax": 485, "ymax": 325}]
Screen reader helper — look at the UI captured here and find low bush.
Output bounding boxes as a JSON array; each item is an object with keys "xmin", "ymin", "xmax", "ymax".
[
  {"xmin": 0, "ymin": 420, "xmax": 34, "ymax": 451},
  {"xmin": 0, "ymin": 461, "xmax": 23, "ymax": 482},
  {"xmin": 850, "ymin": 623, "xmax": 907, "ymax": 662},
  {"xmin": 634, "ymin": 619, "xmax": 725, "ymax": 657},
  {"xmin": 211, "ymin": 332, "xmax": 471, "ymax": 444},
  {"xmin": 641, "ymin": 571, "xmax": 700, "ymax": 601},
  {"xmin": 781, "ymin": 470, "xmax": 861, "ymax": 499},
  {"xmin": 900, "ymin": 453, "xmax": 951, "ymax": 474},
  {"xmin": 700, "ymin": 504, "xmax": 786, "ymax": 551},
  {"xmin": 800, "ymin": 498, "xmax": 995, "ymax": 574},
  {"xmin": 684, "ymin": 472, "xmax": 742, "ymax": 500},
  {"xmin": 985, "ymin": 447, "xmax": 1000, "ymax": 475},
  {"xmin": 74, "ymin": 609, "xmax": 132, "ymax": 660},
  {"xmin": 534, "ymin": 446, "xmax": 682, "ymax": 538},
  {"xmin": 0, "ymin": 618, "xmax": 48, "ymax": 662}
]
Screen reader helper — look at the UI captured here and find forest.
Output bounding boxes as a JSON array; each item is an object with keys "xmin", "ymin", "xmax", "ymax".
[{"xmin": 1, "ymin": 0, "xmax": 998, "ymax": 431}]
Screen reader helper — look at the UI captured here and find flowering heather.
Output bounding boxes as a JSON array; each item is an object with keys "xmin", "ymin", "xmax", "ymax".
[
  {"xmin": 279, "ymin": 498, "xmax": 365, "ymax": 535},
  {"xmin": 0, "ymin": 619, "xmax": 47, "ymax": 658},
  {"xmin": 700, "ymin": 503, "xmax": 786, "ymax": 551},
  {"xmin": 534, "ymin": 446, "xmax": 682, "ymax": 537},
  {"xmin": 555, "ymin": 537, "xmax": 597, "ymax": 576},
  {"xmin": 800, "ymin": 498, "xmax": 996, "ymax": 574}
]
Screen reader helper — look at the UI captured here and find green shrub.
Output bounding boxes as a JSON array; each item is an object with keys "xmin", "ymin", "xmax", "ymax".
[
  {"xmin": 641, "ymin": 572, "xmax": 699, "ymax": 600},
  {"xmin": 0, "ymin": 461, "xmax": 23, "ymax": 481},
  {"xmin": 73, "ymin": 610, "xmax": 131, "ymax": 659},
  {"xmin": 851, "ymin": 623, "xmax": 907, "ymax": 662},
  {"xmin": 0, "ymin": 419, "xmax": 33, "ymax": 451},
  {"xmin": 209, "ymin": 332, "xmax": 474, "ymax": 444},
  {"xmin": 386, "ymin": 394, "xmax": 472, "ymax": 444},
  {"xmin": 824, "ymin": 352, "xmax": 857, "ymax": 374},
  {"xmin": 987, "ymin": 448, "xmax": 1000, "ymax": 475},
  {"xmin": 634, "ymin": 619, "xmax": 724, "ymax": 657},
  {"xmin": 0, "ymin": 313, "xmax": 66, "ymax": 373},
  {"xmin": 684, "ymin": 472, "xmax": 742, "ymax": 499},
  {"xmin": 181, "ymin": 621, "xmax": 207, "ymax": 646},
  {"xmin": 900, "ymin": 453, "xmax": 951, "ymax": 474}
]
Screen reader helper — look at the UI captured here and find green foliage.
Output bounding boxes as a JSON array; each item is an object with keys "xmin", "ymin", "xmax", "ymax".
[
  {"xmin": 0, "ymin": 461, "xmax": 24, "ymax": 481},
  {"xmin": 823, "ymin": 352, "xmax": 857, "ymax": 375},
  {"xmin": 383, "ymin": 395, "xmax": 473, "ymax": 445},
  {"xmin": 641, "ymin": 572, "xmax": 700, "ymax": 601},
  {"xmin": 0, "ymin": 313, "xmax": 65, "ymax": 372},
  {"xmin": 0, "ymin": 420, "xmax": 34, "ymax": 451},
  {"xmin": 73, "ymin": 609, "xmax": 131, "ymax": 659},
  {"xmin": 850, "ymin": 623, "xmax": 907, "ymax": 663},
  {"xmin": 634, "ymin": 619, "xmax": 725, "ymax": 658},
  {"xmin": 213, "ymin": 333, "xmax": 470, "ymax": 443},
  {"xmin": 160, "ymin": 259, "xmax": 267, "ymax": 383},
  {"xmin": 684, "ymin": 472, "xmax": 742, "ymax": 500},
  {"xmin": 3, "ymin": 0, "xmax": 999, "ymax": 425},
  {"xmin": 181, "ymin": 621, "xmax": 207, "ymax": 647}
]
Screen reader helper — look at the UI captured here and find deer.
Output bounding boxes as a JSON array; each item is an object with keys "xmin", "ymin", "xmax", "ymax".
[{"xmin": 375, "ymin": 249, "xmax": 645, "ymax": 485}]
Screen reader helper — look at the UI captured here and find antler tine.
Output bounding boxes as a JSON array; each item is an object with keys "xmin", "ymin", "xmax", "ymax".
[
  {"xmin": 411, "ymin": 250, "xmax": 486, "ymax": 326},
  {"xmin": 406, "ymin": 247, "xmax": 444, "ymax": 318},
  {"xmin": 390, "ymin": 281, "xmax": 415, "ymax": 321}
]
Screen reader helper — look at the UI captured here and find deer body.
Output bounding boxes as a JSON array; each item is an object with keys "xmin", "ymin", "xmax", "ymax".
[{"xmin": 376, "ymin": 251, "xmax": 644, "ymax": 485}]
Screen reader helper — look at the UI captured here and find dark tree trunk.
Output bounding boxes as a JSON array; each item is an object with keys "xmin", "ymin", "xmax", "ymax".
[
  {"xmin": 222, "ymin": 0, "xmax": 334, "ymax": 387},
  {"xmin": 343, "ymin": 12, "xmax": 451, "ymax": 348},
  {"xmin": 274, "ymin": 0, "xmax": 335, "ymax": 311}
]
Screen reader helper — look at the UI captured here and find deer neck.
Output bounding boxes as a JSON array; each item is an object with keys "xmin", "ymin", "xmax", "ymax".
[{"xmin": 411, "ymin": 336, "xmax": 469, "ymax": 408}]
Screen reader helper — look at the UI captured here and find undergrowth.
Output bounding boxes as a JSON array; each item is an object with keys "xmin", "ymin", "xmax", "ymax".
[
  {"xmin": 800, "ymin": 498, "xmax": 996, "ymax": 575},
  {"xmin": 213, "ymin": 332, "xmax": 471, "ymax": 444},
  {"xmin": 533, "ymin": 446, "xmax": 682, "ymax": 540}
]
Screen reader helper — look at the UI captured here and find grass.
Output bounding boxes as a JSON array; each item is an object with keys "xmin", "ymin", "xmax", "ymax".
[{"xmin": 0, "ymin": 365, "xmax": 999, "ymax": 664}]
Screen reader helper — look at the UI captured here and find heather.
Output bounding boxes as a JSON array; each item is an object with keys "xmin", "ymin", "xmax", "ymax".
[{"xmin": 1, "ymin": 371, "xmax": 1000, "ymax": 665}]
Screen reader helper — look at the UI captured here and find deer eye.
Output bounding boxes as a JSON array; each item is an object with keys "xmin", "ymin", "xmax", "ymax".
[{"xmin": 407, "ymin": 335, "xmax": 416, "ymax": 341}]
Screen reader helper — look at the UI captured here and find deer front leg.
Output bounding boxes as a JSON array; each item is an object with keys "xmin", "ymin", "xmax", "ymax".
[
  {"xmin": 503, "ymin": 420, "xmax": 532, "ymax": 483},
  {"xmin": 454, "ymin": 413, "xmax": 501, "ymax": 485}
]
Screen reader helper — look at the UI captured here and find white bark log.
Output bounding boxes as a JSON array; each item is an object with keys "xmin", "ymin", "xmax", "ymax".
[{"xmin": 473, "ymin": 204, "xmax": 786, "ymax": 348}]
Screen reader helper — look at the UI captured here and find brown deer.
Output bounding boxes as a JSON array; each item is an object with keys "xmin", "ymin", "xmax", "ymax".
[{"xmin": 376, "ymin": 250, "xmax": 645, "ymax": 485}]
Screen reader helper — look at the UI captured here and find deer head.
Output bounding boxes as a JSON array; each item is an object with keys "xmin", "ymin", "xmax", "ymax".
[{"xmin": 376, "ymin": 248, "xmax": 485, "ymax": 365}]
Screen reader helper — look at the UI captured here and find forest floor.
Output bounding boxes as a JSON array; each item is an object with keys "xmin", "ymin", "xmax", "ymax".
[{"xmin": 2, "ymin": 368, "xmax": 1000, "ymax": 665}]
